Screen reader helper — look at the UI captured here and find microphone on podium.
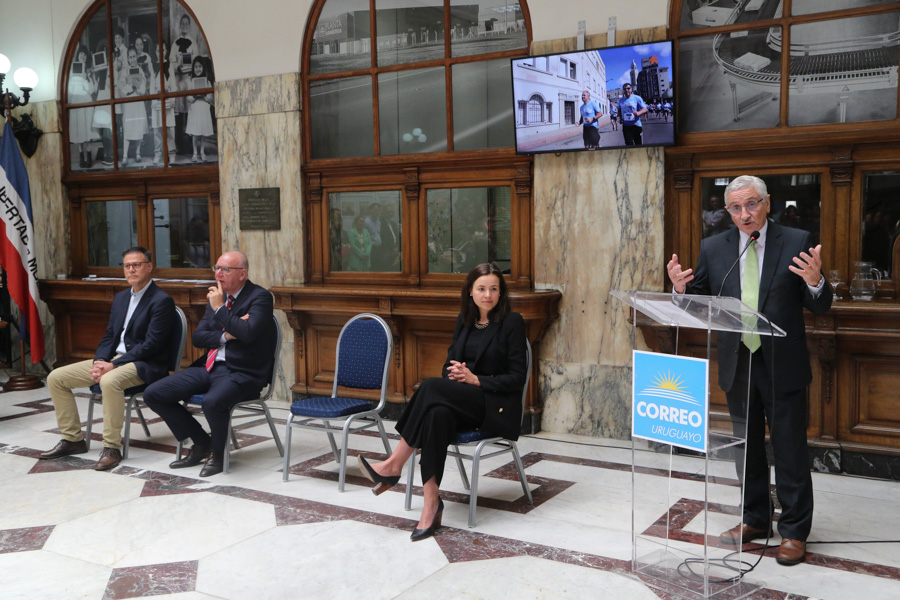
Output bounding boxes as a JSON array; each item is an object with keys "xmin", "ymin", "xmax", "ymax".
[{"xmin": 717, "ymin": 230, "xmax": 760, "ymax": 297}]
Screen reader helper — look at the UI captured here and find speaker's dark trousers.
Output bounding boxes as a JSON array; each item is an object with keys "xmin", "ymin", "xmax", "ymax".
[{"xmin": 143, "ymin": 364, "xmax": 262, "ymax": 451}]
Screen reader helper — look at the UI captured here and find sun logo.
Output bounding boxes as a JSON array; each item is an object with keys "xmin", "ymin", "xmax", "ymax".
[
  {"xmin": 638, "ymin": 370, "xmax": 699, "ymax": 406},
  {"xmin": 652, "ymin": 371, "xmax": 685, "ymax": 392}
]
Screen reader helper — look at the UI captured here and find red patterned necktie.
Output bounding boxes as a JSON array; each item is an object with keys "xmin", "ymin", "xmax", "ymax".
[{"xmin": 205, "ymin": 295, "xmax": 234, "ymax": 371}]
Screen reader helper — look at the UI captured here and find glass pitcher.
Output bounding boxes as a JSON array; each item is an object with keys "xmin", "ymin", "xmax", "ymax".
[{"xmin": 850, "ymin": 261, "xmax": 880, "ymax": 301}]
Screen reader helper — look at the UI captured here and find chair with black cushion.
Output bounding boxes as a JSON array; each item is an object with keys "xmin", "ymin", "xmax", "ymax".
[
  {"xmin": 175, "ymin": 314, "xmax": 285, "ymax": 473},
  {"xmin": 404, "ymin": 339, "xmax": 534, "ymax": 527},
  {"xmin": 283, "ymin": 313, "xmax": 393, "ymax": 491},
  {"xmin": 85, "ymin": 306, "xmax": 187, "ymax": 459}
]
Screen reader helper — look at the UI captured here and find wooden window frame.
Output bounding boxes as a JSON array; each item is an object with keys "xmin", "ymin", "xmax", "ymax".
[
  {"xmin": 301, "ymin": 0, "xmax": 535, "ymax": 288},
  {"xmin": 60, "ymin": 0, "xmax": 220, "ymax": 279}
]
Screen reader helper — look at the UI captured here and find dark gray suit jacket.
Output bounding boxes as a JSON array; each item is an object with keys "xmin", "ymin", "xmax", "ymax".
[{"xmin": 688, "ymin": 221, "xmax": 832, "ymax": 393}]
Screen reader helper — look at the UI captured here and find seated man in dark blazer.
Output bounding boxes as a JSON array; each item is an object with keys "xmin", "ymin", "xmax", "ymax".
[
  {"xmin": 667, "ymin": 175, "xmax": 832, "ymax": 566},
  {"xmin": 143, "ymin": 251, "xmax": 276, "ymax": 477},
  {"xmin": 40, "ymin": 246, "xmax": 176, "ymax": 471}
]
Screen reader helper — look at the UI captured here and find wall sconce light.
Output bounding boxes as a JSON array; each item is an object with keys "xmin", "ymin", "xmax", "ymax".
[{"xmin": 0, "ymin": 53, "xmax": 43, "ymax": 158}]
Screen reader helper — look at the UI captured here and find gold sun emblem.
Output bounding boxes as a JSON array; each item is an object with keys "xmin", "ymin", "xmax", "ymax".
[{"xmin": 652, "ymin": 371, "xmax": 686, "ymax": 392}]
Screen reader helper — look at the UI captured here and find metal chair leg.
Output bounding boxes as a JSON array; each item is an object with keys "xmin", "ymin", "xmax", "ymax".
[
  {"xmin": 454, "ymin": 445, "xmax": 470, "ymax": 490},
  {"xmin": 135, "ymin": 404, "xmax": 151, "ymax": 437},
  {"xmin": 511, "ymin": 442, "xmax": 533, "ymax": 504},
  {"xmin": 85, "ymin": 396, "xmax": 99, "ymax": 451},
  {"xmin": 261, "ymin": 403, "xmax": 284, "ymax": 456},
  {"xmin": 468, "ymin": 442, "xmax": 488, "ymax": 528},
  {"xmin": 282, "ymin": 419, "xmax": 294, "ymax": 482},
  {"xmin": 375, "ymin": 416, "xmax": 392, "ymax": 456},
  {"xmin": 404, "ymin": 452, "xmax": 417, "ymax": 511},
  {"xmin": 338, "ymin": 419, "xmax": 354, "ymax": 492}
]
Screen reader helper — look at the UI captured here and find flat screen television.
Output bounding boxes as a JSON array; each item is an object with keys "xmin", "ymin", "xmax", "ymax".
[{"xmin": 510, "ymin": 40, "xmax": 675, "ymax": 154}]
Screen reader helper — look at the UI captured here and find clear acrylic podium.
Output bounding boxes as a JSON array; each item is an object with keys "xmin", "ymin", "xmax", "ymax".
[{"xmin": 610, "ymin": 290, "xmax": 786, "ymax": 600}]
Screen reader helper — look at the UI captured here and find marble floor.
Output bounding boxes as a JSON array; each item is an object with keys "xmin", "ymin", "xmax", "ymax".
[{"xmin": 1, "ymin": 385, "xmax": 899, "ymax": 600}]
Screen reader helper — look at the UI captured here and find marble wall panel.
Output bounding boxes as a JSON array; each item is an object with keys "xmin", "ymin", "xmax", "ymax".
[
  {"xmin": 215, "ymin": 74, "xmax": 303, "ymax": 404},
  {"xmin": 216, "ymin": 73, "xmax": 300, "ymax": 119},
  {"xmin": 532, "ymin": 27, "xmax": 668, "ymax": 438},
  {"xmin": 6, "ymin": 100, "xmax": 67, "ymax": 370},
  {"xmin": 539, "ymin": 361, "xmax": 633, "ymax": 439}
]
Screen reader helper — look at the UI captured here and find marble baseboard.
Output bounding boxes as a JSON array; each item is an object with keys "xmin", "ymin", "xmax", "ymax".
[
  {"xmin": 538, "ymin": 360, "xmax": 632, "ymax": 439},
  {"xmin": 835, "ymin": 449, "xmax": 900, "ymax": 481}
]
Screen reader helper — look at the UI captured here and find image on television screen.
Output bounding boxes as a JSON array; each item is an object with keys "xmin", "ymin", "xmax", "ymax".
[{"xmin": 510, "ymin": 41, "xmax": 675, "ymax": 154}]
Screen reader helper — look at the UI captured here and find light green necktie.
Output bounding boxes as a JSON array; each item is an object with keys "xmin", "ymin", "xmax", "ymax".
[{"xmin": 742, "ymin": 240, "xmax": 761, "ymax": 352}]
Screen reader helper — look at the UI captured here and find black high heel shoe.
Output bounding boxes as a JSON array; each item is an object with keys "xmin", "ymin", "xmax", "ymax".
[
  {"xmin": 410, "ymin": 497, "xmax": 444, "ymax": 542},
  {"xmin": 357, "ymin": 455, "xmax": 400, "ymax": 496}
]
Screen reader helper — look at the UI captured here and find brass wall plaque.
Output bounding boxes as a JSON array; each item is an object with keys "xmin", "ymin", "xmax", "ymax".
[{"xmin": 238, "ymin": 188, "xmax": 281, "ymax": 230}]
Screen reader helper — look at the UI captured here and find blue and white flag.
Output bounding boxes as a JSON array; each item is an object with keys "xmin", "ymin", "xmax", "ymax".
[{"xmin": 0, "ymin": 120, "xmax": 44, "ymax": 362}]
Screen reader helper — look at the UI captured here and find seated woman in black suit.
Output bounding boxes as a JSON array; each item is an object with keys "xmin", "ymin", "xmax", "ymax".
[{"xmin": 359, "ymin": 262, "xmax": 528, "ymax": 541}]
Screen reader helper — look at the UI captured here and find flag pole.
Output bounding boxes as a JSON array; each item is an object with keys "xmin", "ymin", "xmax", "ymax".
[
  {"xmin": 0, "ymin": 269, "xmax": 41, "ymax": 391},
  {"xmin": 3, "ymin": 336, "xmax": 42, "ymax": 390}
]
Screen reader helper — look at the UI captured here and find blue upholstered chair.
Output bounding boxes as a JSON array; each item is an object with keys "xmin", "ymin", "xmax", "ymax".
[
  {"xmin": 175, "ymin": 314, "xmax": 285, "ymax": 473},
  {"xmin": 85, "ymin": 306, "xmax": 187, "ymax": 459},
  {"xmin": 282, "ymin": 313, "xmax": 393, "ymax": 491},
  {"xmin": 404, "ymin": 339, "xmax": 534, "ymax": 527}
]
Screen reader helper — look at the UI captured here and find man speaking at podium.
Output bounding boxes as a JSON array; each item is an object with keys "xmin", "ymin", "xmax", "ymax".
[{"xmin": 666, "ymin": 175, "xmax": 832, "ymax": 566}]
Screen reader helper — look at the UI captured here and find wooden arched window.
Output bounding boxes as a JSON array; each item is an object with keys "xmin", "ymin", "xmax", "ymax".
[
  {"xmin": 301, "ymin": 0, "xmax": 535, "ymax": 288},
  {"xmin": 61, "ymin": 0, "xmax": 219, "ymax": 278}
]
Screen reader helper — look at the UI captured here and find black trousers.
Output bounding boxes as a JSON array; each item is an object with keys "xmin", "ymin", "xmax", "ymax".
[
  {"xmin": 726, "ymin": 344, "xmax": 813, "ymax": 541},
  {"xmin": 143, "ymin": 364, "xmax": 263, "ymax": 452},
  {"xmin": 622, "ymin": 124, "xmax": 643, "ymax": 145},
  {"xmin": 396, "ymin": 377, "xmax": 485, "ymax": 486}
]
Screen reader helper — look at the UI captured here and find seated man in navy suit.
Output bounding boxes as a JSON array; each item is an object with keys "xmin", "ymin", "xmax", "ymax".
[
  {"xmin": 143, "ymin": 251, "xmax": 276, "ymax": 477},
  {"xmin": 40, "ymin": 247, "xmax": 176, "ymax": 471}
]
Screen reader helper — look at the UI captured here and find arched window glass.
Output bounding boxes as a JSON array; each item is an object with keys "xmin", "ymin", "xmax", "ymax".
[
  {"xmin": 64, "ymin": 0, "xmax": 216, "ymax": 172},
  {"xmin": 303, "ymin": 0, "xmax": 534, "ymax": 286},
  {"xmin": 306, "ymin": 0, "xmax": 528, "ymax": 160},
  {"xmin": 61, "ymin": 0, "xmax": 219, "ymax": 278}
]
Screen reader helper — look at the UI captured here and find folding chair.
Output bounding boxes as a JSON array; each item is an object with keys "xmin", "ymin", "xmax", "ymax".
[{"xmin": 283, "ymin": 313, "xmax": 393, "ymax": 491}]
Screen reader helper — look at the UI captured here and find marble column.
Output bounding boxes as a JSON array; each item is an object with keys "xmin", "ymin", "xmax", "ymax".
[
  {"xmin": 533, "ymin": 28, "xmax": 667, "ymax": 439},
  {"xmin": 216, "ymin": 73, "xmax": 303, "ymax": 406},
  {"xmin": 5, "ymin": 100, "xmax": 68, "ymax": 370}
]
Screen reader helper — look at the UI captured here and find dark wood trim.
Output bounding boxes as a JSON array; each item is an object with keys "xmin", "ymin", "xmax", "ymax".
[{"xmin": 272, "ymin": 284, "xmax": 561, "ymax": 424}]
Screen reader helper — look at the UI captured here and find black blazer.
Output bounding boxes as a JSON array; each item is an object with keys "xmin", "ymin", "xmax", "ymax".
[
  {"xmin": 94, "ymin": 281, "xmax": 177, "ymax": 385},
  {"xmin": 688, "ymin": 221, "xmax": 832, "ymax": 393},
  {"xmin": 443, "ymin": 311, "xmax": 528, "ymax": 440},
  {"xmin": 191, "ymin": 280, "xmax": 276, "ymax": 389}
]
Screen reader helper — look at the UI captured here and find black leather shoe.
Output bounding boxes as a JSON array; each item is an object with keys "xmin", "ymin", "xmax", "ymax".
[
  {"xmin": 39, "ymin": 439, "xmax": 88, "ymax": 459},
  {"xmin": 199, "ymin": 451, "xmax": 224, "ymax": 477},
  {"xmin": 411, "ymin": 498, "xmax": 444, "ymax": 542},
  {"xmin": 358, "ymin": 455, "xmax": 400, "ymax": 495},
  {"xmin": 169, "ymin": 444, "xmax": 210, "ymax": 469}
]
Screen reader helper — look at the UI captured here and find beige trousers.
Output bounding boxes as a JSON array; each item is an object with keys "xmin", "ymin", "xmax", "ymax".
[{"xmin": 47, "ymin": 357, "xmax": 144, "ymax": 449}]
